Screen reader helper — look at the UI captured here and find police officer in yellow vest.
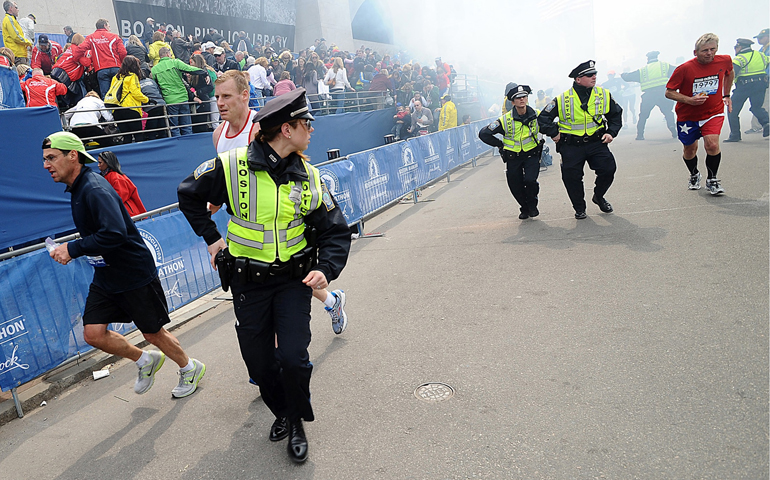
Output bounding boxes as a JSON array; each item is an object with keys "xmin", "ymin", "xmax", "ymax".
[
  {"xmin": 177, "ymin": 87, "xmax": 351, "ymax": 464},
  {"xmin": 479, "ymin": 85, "xmax": 543, "ymax": 219},
  {"xmin": 621, "ymin": 51, "xmax": 677, "ymax": 140},
  {"xmin": 538, "ymin": 60, "xmax": 623, "ymax": 219},
  {"xmin": 725, "ymin": 38, "xmax": 770, "ymax": 141}
]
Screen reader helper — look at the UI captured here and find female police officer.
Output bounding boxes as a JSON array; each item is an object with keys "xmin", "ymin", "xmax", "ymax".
[
  {"xmin": 177, "ymin": 87, "xmax": 351, "ymax": 464},
  {"xmin": 479, "ymin": 84, "xmax": 543, "ymax": 219}
]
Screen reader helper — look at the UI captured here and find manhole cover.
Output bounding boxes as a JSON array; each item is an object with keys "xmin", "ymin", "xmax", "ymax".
[{"xmin": 414, "ymin": 382, "xmax": 454, "ymax": 402}]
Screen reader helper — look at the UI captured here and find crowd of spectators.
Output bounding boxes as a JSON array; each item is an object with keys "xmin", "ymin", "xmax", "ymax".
[{"xmin": 2, "ymin": 2, "xmax": 464, "ymax": 146}]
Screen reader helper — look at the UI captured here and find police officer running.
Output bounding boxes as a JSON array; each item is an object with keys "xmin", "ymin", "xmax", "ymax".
[
  {"xmin": 479, "ymin": 85, "xmax": 543, "ymax": 219},
  {"xmin": 725, "ymin": 38, "xmax": 770, "ymax": 141},
  {"xmin": 177, "ymin": 88, "xmax": 351, "ymax": 464},
  {"xmin": 621, "ymin": 51, "xmax": 678, "ymax": 140},
  {"xmin": 538, "ymin": 60, "xmax": 623, "ymax": 219}
]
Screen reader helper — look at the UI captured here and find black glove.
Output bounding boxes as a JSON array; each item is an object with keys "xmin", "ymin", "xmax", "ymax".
[{"xmin": 498, "ymin": 146, "xmax": 505, "ymax": 160}]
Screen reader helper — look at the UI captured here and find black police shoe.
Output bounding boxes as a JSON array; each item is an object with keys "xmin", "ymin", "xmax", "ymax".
[
  {"xmin": 592, "ymin": 194, "xmax": 613, "ymax": 213},
  {"xmin": 529, "ymin": 207, "xmax": 539, "ymax": 218},
  {"xmin": 518, "ymin": 212, "xmax": 529, "ymax": 220},
  {"xmin": 287, "ymin": 420, "xmax": 308, "ymax": 463},
  {"xmin": 269, "ymin": 416, "xmax": 289, "ymax": 442},
  {"xmin": 575, "ymin": 211, "xmax": 587, "ymax": 220}
]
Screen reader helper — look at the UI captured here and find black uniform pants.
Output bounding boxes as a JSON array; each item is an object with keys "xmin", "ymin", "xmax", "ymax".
[
  {"xmin": 638, "ymin": 91, "xmax": 676, "ymax": 136},
  {"xmin": 504, "ymin": 150, "xmax": 540, "ymax": 212},
  {"xmin": 728, "ymin": 80, "xmax": 769, "ymax": 139},
  {"xmin": 231, "ymin": 275, "xmax": 314, "ymax": 423},
  {"xmin": 559, "ymin": 140, "xmax": 616, "ymax": 212}
]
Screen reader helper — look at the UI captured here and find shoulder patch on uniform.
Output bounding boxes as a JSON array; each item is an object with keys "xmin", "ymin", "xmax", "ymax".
[
  {"xmin": 321, "ymin": 182, "xmax": 335, "ymax": 211},
  {"xmin": 544, "ymin": 101, "xmax": 555, "ymax": 112},
  {"xmin": 194, "ymin": 159, "xmax": 216, "ymax": 179},
  {"xmin": 488, "ymin": 120, "xmax": 500, "ymax": 130}
]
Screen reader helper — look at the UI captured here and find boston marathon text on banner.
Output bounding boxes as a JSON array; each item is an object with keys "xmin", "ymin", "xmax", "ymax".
[{"xmin": 113, "ymin": 0, "xmax": 296, "ymax": 50}]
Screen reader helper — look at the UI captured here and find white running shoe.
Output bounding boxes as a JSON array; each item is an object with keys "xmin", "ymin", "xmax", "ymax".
[
  {"xmin": 172, "ymin": 359, "xmax": 206, "ymax": 398},
  {"xmin": 706, "ymin": 178, "xmax": 724, "ymax": 196},
  {"xmin": 326, "ymin": 290, "xmax": 348, "ymax": 334},
  {"xmin": 688, "ymin": 171, "xmax": 702, "ymax": 190},
  {"xmin": 134, "ymin": 351, "xmax": 165, "ymax": 394}
]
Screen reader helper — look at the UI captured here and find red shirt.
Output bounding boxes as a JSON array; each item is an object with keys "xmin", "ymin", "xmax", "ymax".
[
  {"xmin": 72, "ymin": 28, "xmax": 126, "ymax": 71},
  {"xmin": 22, "ymin": 74, "xmax": 68, "ymax": 107},
  {"xmin": 31, "ymin": 41, "xmax": 63, "ymax": 75},
  {"xmin": 53, "ymin": 48, "xmax": 91, "ymax": 81},
  {"xmin": 103, "ymin": 171, "xmax": 147, "ymax": 216},
  {"xmin": 666, "ymin": 55, "xmax": 733, "ymax": 121}
]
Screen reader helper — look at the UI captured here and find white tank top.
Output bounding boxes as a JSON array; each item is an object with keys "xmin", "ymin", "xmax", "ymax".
[{"xmin": 216, "ymin": 110, "xmax": 258, "ymax": 153}]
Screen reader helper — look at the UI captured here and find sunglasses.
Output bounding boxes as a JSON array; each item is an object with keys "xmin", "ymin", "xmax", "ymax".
[{"xmin": 581, "ymin": 73, "xmax": 597, "ymax": 78}]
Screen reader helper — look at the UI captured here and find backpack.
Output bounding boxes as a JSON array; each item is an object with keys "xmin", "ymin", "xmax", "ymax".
[{"xmin": 103, "ymin": 77, "xmax": 125, "ymax": 107}]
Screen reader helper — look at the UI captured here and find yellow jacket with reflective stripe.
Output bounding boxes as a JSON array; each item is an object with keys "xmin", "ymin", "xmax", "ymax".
[
  {"xmin": 640, "ymin": 61, "xmax": 670, "ymax": 90},
  {"xmin": 557, "ymin": 87, "xmax": 611, "ymax": 136},
  {"xmin": 499, "ymin": 108, "xmax": 540, "ymax": 152},
  {"xmin": 733, "ymin": 50, "xmax": 769, "ymax": 79},
  {"xmin": 2, "ymin": 13, "xmax": 31, "ymax": 59},
  {"xmin": 220, "ymin": 147, "xmax": 323, "ymax": 262}
]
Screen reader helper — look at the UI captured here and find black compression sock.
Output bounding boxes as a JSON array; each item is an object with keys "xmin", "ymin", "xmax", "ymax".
[
  {"xmin": 705, "ymin": 153, "xmax": 721, "ymax": 179},
  {"xmin": 683, "ymin": 155, "xmax": 698, "ymax": 175}
]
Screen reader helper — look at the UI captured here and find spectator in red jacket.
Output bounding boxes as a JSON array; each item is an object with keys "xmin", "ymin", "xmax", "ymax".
[
  {"xmin": 22, "ymin": 68, "xmax": 67, "ymax": 106},
  {"xmin": 368, "ymin": 68, "xmax": 393, "ymax": 92},
  {"xmin": 51, "ymin": 33, "xmax": 89, "ymax": 108},
  {"xmin": 97, "ymin": 151, "xmax": 147, "ymax": 216},
  {"xmin": 30, "ymin": 34, "xmax": 62, "ymax": 75},
  {"xmin": 71, "ymin": 18, "xmax": 127, "ymax": 99}
]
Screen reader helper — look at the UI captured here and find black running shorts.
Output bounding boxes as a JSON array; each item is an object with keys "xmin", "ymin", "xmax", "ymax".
[{"xmin": 83, "ymin": 277, "xmax": 170, "ymax": 334}]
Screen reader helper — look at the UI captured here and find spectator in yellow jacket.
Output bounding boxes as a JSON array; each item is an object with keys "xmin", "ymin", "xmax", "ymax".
[
  {"xmin": 106, "ymin": 55, "xmax": 148, "ymax": 144},
  {"xmin": 2, "ymin": 1, "xmax": 33, "ymax": 65},
  {"xmin": 438, "ymin": 94, "xmax": 457, "ymax": 131},
  {"xmin": 148, "ymin": 31, "xmax": 174, "ymax": 66}
]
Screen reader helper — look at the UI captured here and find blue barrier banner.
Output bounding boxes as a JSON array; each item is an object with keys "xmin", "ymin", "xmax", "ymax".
[
  {"xmin": 347, "ymin": 142, "xmax": 405, "ymax": 215},
  {"xmin": 455, "ymin": 125, "xmax": 476, "ymax": 166},
  {"xmin": 317, "ymin": 159, "xmax": 361, "ymax": 225},
  {"xmin": 0, "ymin": 65, "xmax": 24, "ymax": 108},
  {"xmin": 437, "ymin": 130, "xmax": 458, "ymax": 173},
  {"xmin": 0, "ymin": 248, "xmax": 91, "ymax": 392},
  {"xmin": 407, "ymin": 134, "xmax": 441, "ymax": 186},
  {"xmin": 471, "ymin": 120, "xmax": 492, "ymax": 156},
  {"xmin": 0, "ymin": 209, "xmax": 228, "ymax": 391}
]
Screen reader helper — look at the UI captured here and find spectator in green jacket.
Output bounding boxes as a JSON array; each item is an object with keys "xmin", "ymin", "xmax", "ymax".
[{"xmin": 151, "ymin": 47, "xmax": 205, "ymax": 136}]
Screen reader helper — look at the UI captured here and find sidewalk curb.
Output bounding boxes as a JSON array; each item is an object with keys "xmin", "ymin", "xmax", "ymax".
[{"xmin": 0, "ymin": 290, "xmax": 231, "ymax": 427}]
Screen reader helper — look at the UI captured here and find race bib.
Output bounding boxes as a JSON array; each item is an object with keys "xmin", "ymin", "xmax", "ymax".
[{"xmin": 692, "ymin": 75, "xmax": 719, "ymax": 96}]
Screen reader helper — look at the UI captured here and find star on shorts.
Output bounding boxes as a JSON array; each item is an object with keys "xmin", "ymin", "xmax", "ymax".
[{"xmin": 679, "ymin": 124, "xmax": 692, "ymax": 134}]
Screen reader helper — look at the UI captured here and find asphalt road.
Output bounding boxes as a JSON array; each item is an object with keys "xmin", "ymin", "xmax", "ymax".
[{"xmin": 0, "ymin": 116, "xmax": 767, "ymax": 480}]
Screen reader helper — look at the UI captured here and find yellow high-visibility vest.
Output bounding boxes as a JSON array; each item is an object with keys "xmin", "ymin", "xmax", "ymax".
[
  {"xmin": 640, "ymin": 61, "xmax": 670, "ymax": 90},
  {"xmin": 499, "ymin": 109, "xmax": 540, "ymax": 153},
  {"xmin": 557, "ymin": 87, "xmax": 611, "ymax": 136},
  {"xmin": 220, "ymin": 148, "xmax": 323, "ymax": 262}
]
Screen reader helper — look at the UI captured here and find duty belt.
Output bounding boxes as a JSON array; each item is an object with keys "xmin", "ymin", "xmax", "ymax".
[
  {"xmin": 737, "ymin": 74, "xmax": 768, "ymax": 85},
  {"xmin": 215, "ymin": 247, "xmax": 316, "ymax": 290},
  {"xmin": 561, "ymin": 131, "xmax": 604, "ymax": 145}
]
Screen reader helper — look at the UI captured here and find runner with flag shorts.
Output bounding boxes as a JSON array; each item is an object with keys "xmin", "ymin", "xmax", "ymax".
[{"xmin": 665, "ymin": 33, "xmax": 734, "ymax": 195}]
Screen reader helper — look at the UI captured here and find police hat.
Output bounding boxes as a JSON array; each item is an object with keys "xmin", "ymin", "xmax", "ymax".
[
  {"xmin": 569, "ymin": 60, "xmax": 597, "ymax": 78},
  {"xmin": 755, "ymin": 28, "xmax": 769, "ymax": 38},
  {"xmin": 646, "ymin": 50, "xmax": 660, "ymax": 59},
  {"xmin": 507, "ymin": 85, "xmax": 532, "ymax": 100},
  {"xmin": 736, "ymin": 38, "xmax": 754, "ymax": 47},
  {"xmin": 252, "ymin": 88, "xmax": 314, "ymax": 129}
]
